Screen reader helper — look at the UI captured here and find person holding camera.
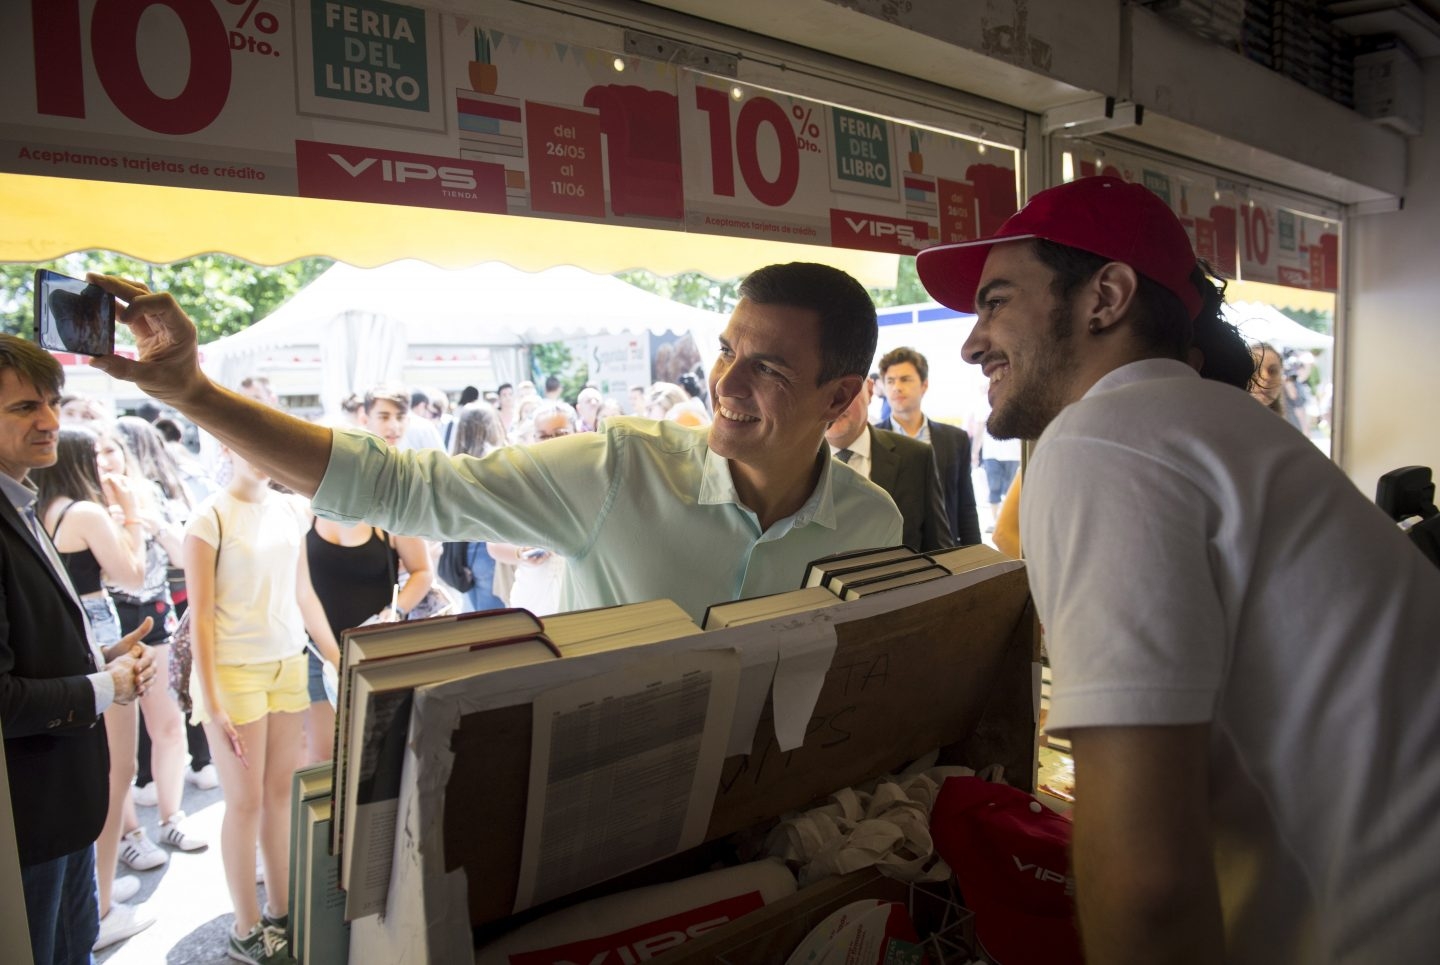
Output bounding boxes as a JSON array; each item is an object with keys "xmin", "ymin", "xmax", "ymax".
[{"xmin": 88, "ymin": 263, "xmax": 901, "ymax": 626}]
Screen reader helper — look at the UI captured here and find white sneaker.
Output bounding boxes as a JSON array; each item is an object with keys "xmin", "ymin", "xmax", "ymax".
[
  {"xmin": 186, "ymin": 763, "xmax": 220, "ymax": 789},
  {"xmin": 119, "ymin": 828, "xmax": 168, "ymax": 871},
  {"xmin": 111, "ymin": 874, "xmax": 140, "ymax": 904},
  {"xmin": 132, "ymin": 781, "xmax": 158, "ymax": 807},
  {"xmin": 159, "ymin": 810, "xmax": 208, "ymax": 851},
  {"xmin": 93, "ymin": 901, "xmax": 155, "ymax": 951}
]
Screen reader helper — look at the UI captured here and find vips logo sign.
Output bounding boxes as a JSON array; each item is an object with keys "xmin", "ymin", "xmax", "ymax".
[
  {"xmin": 829, "ymin": 209, "xmax": 931, "ymax": 254},
  {"xmin": 505, "ymin": 891, "xmax": 765, "ymax": 964},
  {"xmin": 295, "ymin": 140, "xmax": 508, "ymax": 212}
]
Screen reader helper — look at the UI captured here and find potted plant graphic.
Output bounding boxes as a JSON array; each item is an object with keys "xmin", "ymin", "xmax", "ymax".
[
  {"xmin": 469, "ymin": 28, "xmax": 497, "ymax": 93},
  {"xmin": 907, "ymin": 129, "xmax": 925, "ymax": 174}
]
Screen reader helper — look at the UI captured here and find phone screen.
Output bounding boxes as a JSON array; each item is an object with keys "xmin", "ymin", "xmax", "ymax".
[{"xmin": 33, "ymin": 269, "xmax": 115, "ymax": 357}]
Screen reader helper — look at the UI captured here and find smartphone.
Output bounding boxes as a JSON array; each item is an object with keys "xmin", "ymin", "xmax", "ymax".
[
  {"xmin": 33, "ymin": 268, "xmax": 115, "ymax": 357},
  {"xmin": 521, "ymin": 547, "xmax": 548, "ymax": 560}
]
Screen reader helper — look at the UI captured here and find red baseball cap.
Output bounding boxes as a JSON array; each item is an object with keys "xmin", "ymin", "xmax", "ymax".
[
  {"xmin": 916, "ymin": 175, "xmax": 1203, "ymax": 320},
  {"xmin": 930, "ymin": 776, "xmax": 1083, "ymax": 965}
]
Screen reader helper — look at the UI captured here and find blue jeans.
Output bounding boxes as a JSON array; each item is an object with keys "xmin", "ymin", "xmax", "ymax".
[
  {"xmin": 982, "ymin": 458, "xmax": 1020, "ymax": 505},
  {"xmin": 20, "ymin": 845, "xmax": 98, "ymax": 965},
  {"xmin": 463, "ymin": 542, "xmax": 507, "ymax": 613},
  {"xmin": 80, "ymin": 595, "xmax": 122, "ymax": 651}
]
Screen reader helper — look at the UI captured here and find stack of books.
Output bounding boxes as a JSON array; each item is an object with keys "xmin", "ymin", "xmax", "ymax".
[
  {"xmin": 329, "ymin": 599, "xmax": 704, "ymax": 921},
  {"xmin": 288, "ymin": 763, "xmax": 347, "ymax": 965},
  {"xmin": 300, "ymin": 540, "xmax": 1024, "ymax": 961},
  {"xmin": 706, "ymin": 542, "xmax": 1009, "ymax": 627}
]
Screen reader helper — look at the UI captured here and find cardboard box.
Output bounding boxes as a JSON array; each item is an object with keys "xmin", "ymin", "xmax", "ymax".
[
  {"xmin": 347, "ymin": 566, "xmax": 1037, "ymax": 964},
  {"xmin": 444, "ymin": 567, "xmax": 1038, "ymax": 929},
  {"xmin": 658, "ymin": 869, "xmax": 976, "ymax": 964},
  {"xmin": 1354, "ymin": 39, "xmax": 1423, "ymax": 136}
]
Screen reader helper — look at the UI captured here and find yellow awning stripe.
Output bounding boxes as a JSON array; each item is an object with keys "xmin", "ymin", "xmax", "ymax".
[{"xmin": 0, "ymin": 174, "xmax": 899, "ymax": 288}]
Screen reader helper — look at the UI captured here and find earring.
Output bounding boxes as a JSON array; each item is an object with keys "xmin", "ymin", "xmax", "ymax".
[{"xmin": 1088, "ymin": 318, "xmax": 1102, "ymax": 334}]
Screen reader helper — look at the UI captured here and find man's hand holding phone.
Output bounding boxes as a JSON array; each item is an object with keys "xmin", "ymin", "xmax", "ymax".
[
  {"xmin": 33, "ymin": 269, "xmax": 115, "ymax": 357},
  {"xmin": 85, "ymin": 274, "xmax": 210, "ymax": 408}
]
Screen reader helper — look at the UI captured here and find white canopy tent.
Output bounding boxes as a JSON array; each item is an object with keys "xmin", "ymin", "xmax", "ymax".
[
  {"xmin": 1223, "ymin": 301, "xmax": 1334, "ymax": 352},
  {"xmin": 864, "ymin": 299, "xmax": 1336, "ymax": 426},
  {"xmin": 200, "ymin": 259, "xmax": 730, "ymax": 417}
]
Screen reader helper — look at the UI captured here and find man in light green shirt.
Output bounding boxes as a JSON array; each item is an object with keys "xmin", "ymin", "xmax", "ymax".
[{"xmin": 93, "ymin": 263, "xmax": 902, "ymax": 622}]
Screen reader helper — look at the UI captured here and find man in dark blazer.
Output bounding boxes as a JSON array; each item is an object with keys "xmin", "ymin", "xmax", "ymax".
[
  {"xmin": 875, "ymin": 346, "xmax": 982, "ymax": 546},
  {"xmin": 826, "ymin": 377, "xmax": 953, "ymax": 552},
  {"xmin": 0, "ymin": 335, "xmax": 153, "ymax": 964}
]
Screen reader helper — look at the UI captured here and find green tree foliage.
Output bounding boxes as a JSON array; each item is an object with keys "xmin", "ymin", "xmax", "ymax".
[
  {"xmin": 618, "ymin": 257, "xmax": 926, "ymax": 313},
  {"xmin": 0, "ymin": 252, "xmax": 333, "ymax": 342},
  {"xmin": 868, "ymin": 257, "xmax": 927, "ymax": 308},
  {"xmin": 616, "ymin": 270, "xmax": 741, "ymax": 315},
  {"xmin": 530, "ymin": 341, "xmax": 588, "ymax": 402}
]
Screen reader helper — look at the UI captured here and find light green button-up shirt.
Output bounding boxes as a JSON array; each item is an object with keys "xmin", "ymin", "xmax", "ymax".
[{"xmin": 311, "ymin": 417, "xmax": 902, "ymax": 623}]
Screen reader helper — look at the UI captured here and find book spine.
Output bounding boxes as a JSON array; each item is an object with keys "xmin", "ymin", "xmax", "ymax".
[{"xmin": 331, "ymin": 643, "xmax": 355, "ymax": 859}]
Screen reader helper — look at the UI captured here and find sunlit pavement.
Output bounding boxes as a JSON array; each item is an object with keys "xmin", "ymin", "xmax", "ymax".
[{"xmin": 96, "ymin": 778, "xmax": 273, "ymax": 964}]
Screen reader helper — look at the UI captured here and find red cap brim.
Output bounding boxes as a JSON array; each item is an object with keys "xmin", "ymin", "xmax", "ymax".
[{"xmin": 916, "ymin": 234, "xmax": 1037, "ymax": 314}]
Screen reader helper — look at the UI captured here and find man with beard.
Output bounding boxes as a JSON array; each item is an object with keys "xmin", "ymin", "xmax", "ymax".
[
  {"xmin": 915, "ymin": 175, "xmax": 1440, "ymax": 964},
  {"xmin": 89, "ymin": 263, "xmax": 901, "ymax": 624}
]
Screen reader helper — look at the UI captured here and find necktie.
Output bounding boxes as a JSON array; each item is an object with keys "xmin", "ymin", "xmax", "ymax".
[{"xmin": 836, "ymin": 448, "xmax": 854, "ymax": 464}]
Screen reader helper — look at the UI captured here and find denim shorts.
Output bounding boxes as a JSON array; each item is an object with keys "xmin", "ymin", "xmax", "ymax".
[
  {"xmin": 306, "ymin": 646, "xmax": 328, "ymax": 704},
  {"xmin": 81, "ymin": 595, "xmax": 122, "ymax": 651}
]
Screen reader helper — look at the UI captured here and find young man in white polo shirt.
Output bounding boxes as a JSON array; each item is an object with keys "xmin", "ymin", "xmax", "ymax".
[{"xmin": 917, "ymin": 175, "xmax": 1440, "ymax": 964}]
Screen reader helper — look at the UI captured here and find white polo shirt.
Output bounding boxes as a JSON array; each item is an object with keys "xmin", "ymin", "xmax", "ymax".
[{"xmin": 1027, "ymin": 359, "xmax": 1440, "ymax": 964}]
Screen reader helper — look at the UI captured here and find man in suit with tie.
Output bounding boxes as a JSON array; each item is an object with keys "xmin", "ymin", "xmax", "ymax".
[
  {"xmin": 826, "ymin": 376, "xmax": 953, "ymax": 552},
  {"xmin": 0, "ymin": 334, "xmax": 154, "ymax": 964},
  {"xmin": 874, "ymin": 346, "xmax": 982, "ymax": 546}
]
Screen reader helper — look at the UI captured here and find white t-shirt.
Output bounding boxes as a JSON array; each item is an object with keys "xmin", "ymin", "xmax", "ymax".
[
  {"xmin": 981, "ymin": 429, "xmax": 1022, "ymax": 463},
  {"xmin": 828, "ymin": 425, "xmax": 873, "ymax": 480},
  {"xmin": 401, "ymin": 417, "xmax": 446, "ymax": 452},
  {"xmin": 187, "ymin": 489, "xmax": 311, "ymax": 665},
  {"xmin": 509, "ymin": 552, "xmax": 566, "ymax": 617},
  {"xmin": 1027, "ymin": 359, "xmax": 1440, "ymax": 964}
]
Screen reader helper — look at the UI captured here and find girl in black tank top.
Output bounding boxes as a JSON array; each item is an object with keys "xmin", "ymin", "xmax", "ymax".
[
  {"xmin": 305, "ymin": 520, "xmax": 395, "ymax": 641},
  {"xmin": 51, "ymin": 501, "xmax": 105, "ymax": 594}
]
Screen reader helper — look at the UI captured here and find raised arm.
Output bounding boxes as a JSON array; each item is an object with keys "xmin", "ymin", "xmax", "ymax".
[
  {"xmin": 87, "ymin": 276, "xmax": 332, "ymax": 496},
  {"xmin": 392, "ymin": 534, "xmax": 435, "ymax": 616}
]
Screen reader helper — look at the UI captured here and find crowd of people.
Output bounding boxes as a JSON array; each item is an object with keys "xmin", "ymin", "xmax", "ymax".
[
  {"xmin": 7, "ymin": 183, "xmax": 1437, "ymax": 965},
  {"xmin": 5, "ymin": 282, "xmax": 1047, "ymax": 965},
  {"xmin": 7, "ymin": 359, "xmax": 767, "ymax": 963}
]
